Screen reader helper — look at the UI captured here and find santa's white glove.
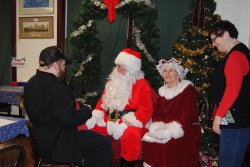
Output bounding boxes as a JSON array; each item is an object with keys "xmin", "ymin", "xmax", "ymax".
[
  {"xmin": 97, "ymin": 119, "xmax": 106, "ymax": 127},
  {"xmin": 86, "ymin": 110, "xmax": 105, "ymax": 129},
  {"xmin": 154, "ymin": 129, "xmax": 171, "ymax": 140},
  {"xmin": 149, "ymin": 121, "xmax": 166, "ymax": 134},
  {"xmin": 113, "ymin": 122, "xmax": 128, "ymax": 140},
  {"xmin": 107, "ymin": 121, "xmax": 117, "ymax": 136},
  {"xmin": 86, "ymin": 117, "xmax": 97, "ymax": 129}
]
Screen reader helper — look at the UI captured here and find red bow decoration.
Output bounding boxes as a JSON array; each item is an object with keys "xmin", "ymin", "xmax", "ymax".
[{"xmin": 103, "ymin": 0, "xmax": 120, "ymax": 23}]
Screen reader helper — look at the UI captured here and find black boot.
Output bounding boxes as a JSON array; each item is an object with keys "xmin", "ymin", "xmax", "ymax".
[{"xmin": 120, "ymin": 158, "xmax": 135, "ymax": 167}]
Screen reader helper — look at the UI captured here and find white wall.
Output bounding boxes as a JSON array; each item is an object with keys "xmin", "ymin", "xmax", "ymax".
[
  {"xmin": 16, "ymin": 0, "xmax": 58, "ymax": 82},
  {"xmin": 15, "ymin": 0, "xmax": 250, "ymax": 82},
  {"xmin": 215, "ymin": 0, "xmax": 250, "ymax": 46}
]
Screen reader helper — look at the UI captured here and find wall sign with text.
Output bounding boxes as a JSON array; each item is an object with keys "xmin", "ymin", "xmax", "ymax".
[{"xmin": 11, "ymin": 57, "xmax": 26, "ymax": 67}]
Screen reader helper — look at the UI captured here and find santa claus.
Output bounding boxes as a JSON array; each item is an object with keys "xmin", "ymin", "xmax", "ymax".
[{"xmin": 86, "ymin": 48, "xmax": 153, "ymax": 167}]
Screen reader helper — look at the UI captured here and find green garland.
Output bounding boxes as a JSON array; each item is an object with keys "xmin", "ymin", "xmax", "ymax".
[{"xmin": 70, "ymin": 0, "xmax": 160, "ymax": 106}]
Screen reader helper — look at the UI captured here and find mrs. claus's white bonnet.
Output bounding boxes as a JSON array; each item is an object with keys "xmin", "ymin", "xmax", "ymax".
[{"xmin": 156, "ymin": 57, "xmax": 189, "ymax": 80}]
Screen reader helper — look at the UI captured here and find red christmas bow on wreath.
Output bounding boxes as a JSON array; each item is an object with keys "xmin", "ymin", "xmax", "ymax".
[{"xmin": 103, "ymin": 0, "xmax": 120, "ymax": 23}]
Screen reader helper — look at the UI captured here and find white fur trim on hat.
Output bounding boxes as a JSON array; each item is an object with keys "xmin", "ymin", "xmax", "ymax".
[
  {"xmin": 115, "ymin": 51, "xmax": 141, "ymax": 70},
  {"xmin": 122, "ymin": 112, "xmax": 143, "ymax": 128}
]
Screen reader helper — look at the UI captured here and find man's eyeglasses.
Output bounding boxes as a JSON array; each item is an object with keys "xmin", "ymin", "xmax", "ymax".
[{"xmin": 211, "ymin": 36, "xmax": 218, "ymax": 43}]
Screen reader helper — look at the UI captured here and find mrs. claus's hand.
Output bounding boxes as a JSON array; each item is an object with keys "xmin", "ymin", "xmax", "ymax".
[{"xmin": 213, "ymin": 115, "xmax": 222, "ymax": 135}]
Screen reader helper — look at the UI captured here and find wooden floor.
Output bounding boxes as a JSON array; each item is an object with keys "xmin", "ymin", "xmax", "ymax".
[{"xmin": 11, "ymin": 135, "xmax": 143, "ymax": 167}]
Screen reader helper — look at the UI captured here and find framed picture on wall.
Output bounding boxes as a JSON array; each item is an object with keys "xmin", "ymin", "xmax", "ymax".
[
  {"xmin": 19, "ymin": 16, "xmax": 54, "ymax": 39},
  {"xmin": 19, "ymin": 0, "xmax": 54, "ymax": 15}
]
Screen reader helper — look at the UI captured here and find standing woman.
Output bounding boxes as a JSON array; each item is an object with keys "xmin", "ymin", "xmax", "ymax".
[
  {"xmin": 210, "ymin": 20, "xmax": 250, "ymax": 167},
  {"xmin": 142, "ymin": 58, "xmax": 201, "ymax": 167}
]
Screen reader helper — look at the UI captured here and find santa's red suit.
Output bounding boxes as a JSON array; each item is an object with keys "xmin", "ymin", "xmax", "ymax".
[{"xmin": 87, "ymin": 78, "xmax": 153, "ymax": 161}]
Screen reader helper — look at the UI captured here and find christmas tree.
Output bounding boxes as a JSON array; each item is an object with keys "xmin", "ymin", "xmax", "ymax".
[
  {"xmin": 69, "ymin": 0, "xmax": 160, "ymax": 107},
  {"xmin": 172, "ymin": 0, "xmax": 224, "ymax": 165}
]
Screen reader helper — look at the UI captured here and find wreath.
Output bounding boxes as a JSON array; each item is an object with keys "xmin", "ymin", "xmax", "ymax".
[{"xmin": 69, "ymin": 0, "xmax": 160, "ymax": 106}]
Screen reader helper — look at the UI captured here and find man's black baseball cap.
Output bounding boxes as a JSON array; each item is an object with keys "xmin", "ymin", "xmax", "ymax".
[{"xmin": 39, "ymin": 46, "xmax": 67, "ymax": 67}]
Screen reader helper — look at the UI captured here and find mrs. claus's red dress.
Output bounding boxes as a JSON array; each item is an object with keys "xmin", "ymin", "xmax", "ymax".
[{"xmin": 142, "ymin": 80, "xmax": 201, "ymax": 167}]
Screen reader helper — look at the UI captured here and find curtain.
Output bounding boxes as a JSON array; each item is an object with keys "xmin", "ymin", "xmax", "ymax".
[
  {"xmin": 155, "ymin": 0, "xmax": 191, "ymax": 58},
  {"xmin": 67, "ymin": 0, "xmax": 127, "ymax": 84},
  {"xmin": 96, "ymin": 17, "xmax": 127, "ymax": 83},
  {"xmin": 0, "ymin": 0, "xmax": 12, "ymax": 85},
  {"xmin": 67, "ymin": 0, "xmax": 191, "ymax": 83}
]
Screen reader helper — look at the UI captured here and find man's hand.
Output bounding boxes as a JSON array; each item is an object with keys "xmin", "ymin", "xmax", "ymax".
[{"xmin": 213, "ymin": 115, "xmax": 222, "ymax": 135}]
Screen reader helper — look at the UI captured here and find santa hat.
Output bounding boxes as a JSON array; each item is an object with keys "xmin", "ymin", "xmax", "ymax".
[{"xmin": 115, "ymin": 48, "xmax": 141, "ymax": 70}]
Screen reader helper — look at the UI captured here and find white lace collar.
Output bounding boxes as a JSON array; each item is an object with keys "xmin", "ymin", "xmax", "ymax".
[{"xmin": 158, "ymin": 80, "xmax": 193, "ymax": 100}]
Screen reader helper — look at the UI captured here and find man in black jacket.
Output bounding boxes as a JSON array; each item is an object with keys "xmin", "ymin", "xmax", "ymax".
[{"xmin": 24, "ymin": 46, "xmax": 112, "ymax": 167}]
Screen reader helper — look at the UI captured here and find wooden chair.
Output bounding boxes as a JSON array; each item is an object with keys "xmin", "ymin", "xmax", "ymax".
[
  {"xmin": 18, "ymin": 95, "xmax": 75, "ymax": 167},
  {"xmin": 0, "ymin": 140, "xmax": 26, "ymax": 167}
]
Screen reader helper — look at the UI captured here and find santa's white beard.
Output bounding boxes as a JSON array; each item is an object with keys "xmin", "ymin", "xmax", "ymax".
[{"xmin": 102, "ymin": 67, "xmax": 144, "ymax": 111}]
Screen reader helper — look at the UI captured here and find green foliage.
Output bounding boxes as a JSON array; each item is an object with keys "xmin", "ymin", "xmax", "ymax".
[
  {"xmin": 173, "ymin": 0, "xmax": 222, "ymax": 97},
  {"xmin": 69, "ymin": 0, "xmax": 160, "ymax": 106},
  {"xmin": 172, "ymin": 0, "xmax": 223, "ymax": 159},
  {"xmin": 201, "ymin": 127, "xmax": 219, "ymax": 158}
]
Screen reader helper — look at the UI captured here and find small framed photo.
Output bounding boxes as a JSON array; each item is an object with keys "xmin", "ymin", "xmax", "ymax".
[
  {"xmin": 19, "ymin": 17, "xmax": 54, "ymax": 39},
  {"xmin": 19, "ymin": 0, "xmax": 54, "ymax": 15}
]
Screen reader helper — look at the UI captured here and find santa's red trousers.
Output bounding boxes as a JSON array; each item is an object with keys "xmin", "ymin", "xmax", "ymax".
[{"xmin": 91, "ymin": 117, "xmax": 143, "ymax": 161}]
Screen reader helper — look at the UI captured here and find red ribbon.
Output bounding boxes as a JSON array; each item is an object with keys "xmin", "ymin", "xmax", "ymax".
[
  {"xmin": 192, "ymin": 0, "xmax": 204, "ymax": 29},
  {"xmin": 103, "ymin": 0, "xmax": 120, "ymax": 23}
]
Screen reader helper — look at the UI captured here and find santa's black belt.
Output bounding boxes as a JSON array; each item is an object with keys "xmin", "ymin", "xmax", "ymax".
[{"xmin": 108, "ymin": 110, "xmax": 136, "ymax": 122}]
